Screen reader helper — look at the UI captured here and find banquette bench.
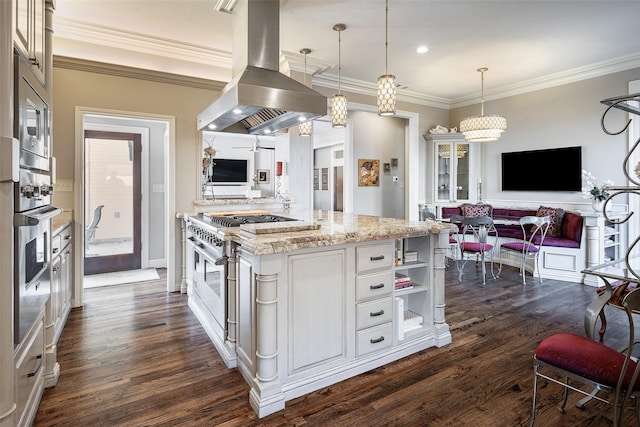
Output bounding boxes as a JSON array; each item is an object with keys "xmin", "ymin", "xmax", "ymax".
[{"xmin": 439, "ymin": 204, "xmax": 585, "ymax": 283}]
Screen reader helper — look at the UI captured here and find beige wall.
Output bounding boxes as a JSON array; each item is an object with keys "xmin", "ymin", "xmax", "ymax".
[{"xmin": 52, "ymin": 62, "xmax": 220, "ymax": 213}]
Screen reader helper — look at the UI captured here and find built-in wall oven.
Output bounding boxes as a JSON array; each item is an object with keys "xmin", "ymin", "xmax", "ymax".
[{"xmin": 13, "ymin": 53, "xmax": 61, "ymax": 344}]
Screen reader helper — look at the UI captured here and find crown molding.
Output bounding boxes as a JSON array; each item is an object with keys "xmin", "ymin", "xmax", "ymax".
[
  {"xmin": 53, "ymin": 55, "xmax": 226, "ymax": 91},
  {"xmin": 312, "ymin": 73, "xmax": 452, "ymax": 110},
  {"xmin": 54, "ymin": 16, "xmax": 232, "ymax": 68},
  {"xmin": 451, "ymin": 52, "xmax": 640, "ymax": 108}
]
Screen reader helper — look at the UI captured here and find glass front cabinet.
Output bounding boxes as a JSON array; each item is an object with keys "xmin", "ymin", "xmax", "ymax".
[{"xmin": 424, "ymin": 133, "xmax": 476, "ymax": 204}]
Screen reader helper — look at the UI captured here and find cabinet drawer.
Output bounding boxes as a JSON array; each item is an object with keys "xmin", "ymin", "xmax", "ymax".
[
  {"xmin": 16, "ymin": 319, "xmax": 44, "ymax": 420},
  {"xmin": 356, "ymin": 270, "xmax": 393, "ymax": 302},
  {"xmin": 59, "ymin": 225, "xmax": 72, "ymax": 250},
  {"xmin": 356, "ymin": 323, "xmax": 393, "ymax": 357},
  {"xmin": 357, "ymin": 243, "xmax": 394, "ymax": 273},
  {"xmin": 51, "ymin": 234, "xmax": 61, "ymax": 257},
  {"xmin": 356, "ymin": 297, "xmax": 393, "ymax": 330}
]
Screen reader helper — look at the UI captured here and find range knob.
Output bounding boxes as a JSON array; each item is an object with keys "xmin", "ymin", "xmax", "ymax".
[
  {"xmin": 40, "ymin": 184, "xmax": 54, "ymax": 196},
  {"xmin": 21, "ymin": 184, "xmax": 35, "ymax": 198}
]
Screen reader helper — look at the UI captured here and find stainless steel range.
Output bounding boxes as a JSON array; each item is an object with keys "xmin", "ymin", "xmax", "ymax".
[{"xmin": 183, "ymin": 212, "xmax": 297, "ymax": 368}]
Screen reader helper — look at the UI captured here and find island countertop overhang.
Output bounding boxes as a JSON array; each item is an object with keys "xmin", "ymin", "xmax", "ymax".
[{"xmin": 225, "ymin": 210, "xmax": 456, "ymax": 256}]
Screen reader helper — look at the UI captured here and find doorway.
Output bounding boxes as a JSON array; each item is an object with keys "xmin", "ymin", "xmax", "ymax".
[{"xmin": 84, "ymin": 130, "xmax": 142, "ymax": 275}]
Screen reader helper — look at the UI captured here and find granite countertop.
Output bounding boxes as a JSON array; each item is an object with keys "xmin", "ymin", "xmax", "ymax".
[
  {"xmin": 230, "ymin": 210, "xmax": 456, "ymax": 256},
  {"xmin": 52, "ymin": 210, "xmax": 73, "ymax": 235}
]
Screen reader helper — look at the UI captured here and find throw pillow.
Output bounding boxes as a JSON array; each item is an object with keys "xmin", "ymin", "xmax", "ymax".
[
  {"xmin": 536, "ymin": 206, "xmax": 564, "ymax": 237},
  {"xmin": 461, "ymin": 203, "xmax": 492, "ymax": 218}
]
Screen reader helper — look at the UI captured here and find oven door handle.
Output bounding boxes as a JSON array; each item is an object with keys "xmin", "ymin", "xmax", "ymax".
[{"xmin": 14, "ymin": 205, "xmax": 63, "ymax": 226}]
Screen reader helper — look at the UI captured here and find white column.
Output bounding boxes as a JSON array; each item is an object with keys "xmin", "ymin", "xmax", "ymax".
[
  {"xmin": 432, "ymin": 232, "xmax": 451, "ymax": 345},
  {"xmin": 249, "ymin": 270, "xmax": 285, "ymax": 417},
  {"xmin": 584, "ymin": 213, "xmax": 603, "ymax": 286}
]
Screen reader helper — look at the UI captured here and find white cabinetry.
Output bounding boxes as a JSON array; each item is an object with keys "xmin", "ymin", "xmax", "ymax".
[
  {"xmin": 424, "ymin": 133, "xmax": 475, "ymax": 203},
  {"xmin": 394, "ymin": 237, "xmax": 433, "ymax": 340},
  {"xmin": 44, "ymin": 222, "xmax": 73, "ymax": 387},
  {"xmin": 584, "ymin": 211, "xmax": 628, "ymax": 286},
  {"xmin": 234, "ymin": 231, "xmax": 451, "ymax": 418},
  {"xmin": 355, "ymin": 243, "xmax": 394, "ymax": 356},
  {"xmin": 14, "ymin": 0, "xmax": 46, "ymax": 84},
  {"xmin": 14, "ymin": 310, "xmax": 45, "ymax": 427}
]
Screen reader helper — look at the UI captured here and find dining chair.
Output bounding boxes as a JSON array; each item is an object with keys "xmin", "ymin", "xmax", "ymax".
[
  {"xmin": 497, "ymin": 215, "xmax": 551, "ymax": 285},
  {"xmin": 530, "ymin": 287, "xmax": 640, "ymax": 426},
  {"xmin": 455, "ymin": 215, "xmax": 498, "ymax": 285}
]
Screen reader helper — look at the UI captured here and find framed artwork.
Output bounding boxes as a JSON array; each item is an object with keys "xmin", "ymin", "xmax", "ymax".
[
  {"xmin": 391, "ymin": 158, "xmax": 398, "ymax": 167},
  {"xmin": 257, "ymin": 169, "xmax": 270, "ymax": 184},
  {"xmin": 321, "ymin": 168, "xmax": 328, "ymax": 190},
  {"xmin": 358, "ymin": 159, "xmax": 380, "ymax": 186},
  {"xmin": 314, "ymin": 168, "xmax": 319, "ymax": 190},
  {"xmin": 383, "ymin": 162, "xmax": 391, "ymax": 172}
]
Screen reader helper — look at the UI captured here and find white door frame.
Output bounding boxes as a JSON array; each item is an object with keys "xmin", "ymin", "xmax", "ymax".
[
  {"xmin": 73, "ymin": 107, "xmax": 176, "ymax": 307},
  {"xmin": 628, "ymin": 80, "xmax": 640, "ymax": 244}
]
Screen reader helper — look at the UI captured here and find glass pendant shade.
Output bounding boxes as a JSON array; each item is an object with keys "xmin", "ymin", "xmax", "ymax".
[
  {"xmin": 331, "ymin": 94, "xmax": 348, "ymax": 128},
  {"xmin": 299, "ymin": 120, "xmax": 312, "ymax": 136},
  {"xmin": 377, "ymin": 73, "xmax": 397, "ymax": 116},
  {"xmin": 460, "ymin": 67, "xmax": 507, "ymax": 142}
]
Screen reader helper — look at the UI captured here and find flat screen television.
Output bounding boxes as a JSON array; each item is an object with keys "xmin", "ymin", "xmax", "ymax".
[
  {"xmin": 208, "ymin": 158, "xmax": 249, "ymax": 185},
  {"xmin": 501, "ymin": 146, "xmax": 582, "ymax": 191}
]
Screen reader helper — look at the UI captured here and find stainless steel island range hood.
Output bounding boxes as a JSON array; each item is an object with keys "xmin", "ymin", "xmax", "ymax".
[{"xmin": 198, "ymin": 0, "xmax": 328, "ymax": 135}]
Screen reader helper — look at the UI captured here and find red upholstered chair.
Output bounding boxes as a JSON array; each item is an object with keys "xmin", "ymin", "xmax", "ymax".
[
  {"xmin": 497, "ymin": 215, "xmax": 551, "ymax": 285},
  {"xmin": 530, "ymin": 287, "xmax": 640, "ymax": 426},
  {"xmin": 455, "ymin": 215, "xmax": 497, "ymax": 285}
]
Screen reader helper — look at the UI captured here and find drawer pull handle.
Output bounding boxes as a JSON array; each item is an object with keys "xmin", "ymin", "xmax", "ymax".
[
  {"xmin": 370, "ymin": 255, "xmax": 385, "ymax": 261},
  {"xmin": 64, "ymin": 235, "xmax": 71, "ymax": 240},
  {"xmin": 27, "ymin": 354, "xmax": 43, "ymax": 378},
  {"xmin": 370, "ymin": 309, "xmax": 385, "ymax": 317},
  {"xmin": 370, "ymin": 283, "xmax": 385, "ymax": 290},
  {"xmin": 370, "ymin": 336, "xmax": 385, "ymax": 344}
]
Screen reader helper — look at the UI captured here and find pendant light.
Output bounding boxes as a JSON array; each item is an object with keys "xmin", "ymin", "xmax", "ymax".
[
  {"xmin": 377, "ymin": 0, "xmax": 396, "ymax": 116},
  {"xmin": 460, "ymin": 67, "xmax": 507, "ymax": 142},
  {"xmin": 331, "ymin": 24, "xmax": 347, "ymax": 128},
  {"xmin": 298, "ymin": 48, "xmax": 313, "ymax": 137}
]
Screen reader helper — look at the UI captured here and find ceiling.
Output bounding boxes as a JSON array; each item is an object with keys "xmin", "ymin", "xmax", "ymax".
[{"xmin": 52, "ymin": 0, "xmax": 640, "ymax": 109}]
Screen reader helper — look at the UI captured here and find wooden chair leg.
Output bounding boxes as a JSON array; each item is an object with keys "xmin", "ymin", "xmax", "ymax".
[{"xmin": 598, "ymin": 310, "xmax": 607, "ymax": 342}]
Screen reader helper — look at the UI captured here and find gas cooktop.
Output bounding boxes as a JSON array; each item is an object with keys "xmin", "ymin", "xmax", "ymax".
[{"xmin": 200, "ymin": 214, "xmax": 297, "ymax": 228}]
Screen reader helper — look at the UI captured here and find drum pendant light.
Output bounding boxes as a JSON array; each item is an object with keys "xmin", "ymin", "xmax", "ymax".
[
  {"xmin": 460, "ymin": 67, "xmax": 507, "ymax": 142},
  {"xmin": 331, "ymin": 24, "xmax": 348, "ymax": 128},
  {"xmin": 298, "ymin": 48, "xmax": 313, "ymax": 137},
  {"xmin": 377, "ymin": 0, "xmax": 396, "ymax": 116}
]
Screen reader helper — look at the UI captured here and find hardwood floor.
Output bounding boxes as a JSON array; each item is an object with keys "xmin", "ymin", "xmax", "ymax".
[{"xmin": 35, "ymin": 265, "xmax": 635, "ymax": 426}]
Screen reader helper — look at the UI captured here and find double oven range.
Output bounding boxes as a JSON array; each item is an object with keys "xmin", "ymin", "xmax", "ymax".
[
  {"xmin": 13, "ymin": 53, "xmax": 61, "ymax": 344},
  {"xmin": 184, "ymin": 213, "xmax": 295, "ymax": 364}
]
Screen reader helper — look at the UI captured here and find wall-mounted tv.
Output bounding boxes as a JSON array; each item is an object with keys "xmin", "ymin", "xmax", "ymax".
[
  {"xmin": 208, "ymin": 158, "xmax": 249, "ymax": 185},
  {"xmin": 501, "ymin": 146, "xmax": 582, "ymax": 191}
]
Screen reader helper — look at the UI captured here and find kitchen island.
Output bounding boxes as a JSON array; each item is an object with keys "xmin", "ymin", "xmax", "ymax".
[{"xmin": 183, "ymin": 209, "xmax": 455, "ymax": 418}]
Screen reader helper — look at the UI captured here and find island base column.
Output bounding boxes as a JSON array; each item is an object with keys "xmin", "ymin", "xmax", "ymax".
[
  {"xmin": 433, "ymin": 233, "xmax": 451, "ymax": 345},
  {"xmin": 250, "ymin": 272, "xmax": 284, "ymax": 417}
]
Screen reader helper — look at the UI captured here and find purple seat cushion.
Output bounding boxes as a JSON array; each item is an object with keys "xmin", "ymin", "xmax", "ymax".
[
  {"xmin": 536, "ymin": 333, "xmax": 640, "ymax": 390},
  {"xmin": 501, "ymin": 241, "xmax": 539, "ymax": 253},
  {"xmin": 494, "ymin": 226, "xmax": 522, "ymax": 239},
  {"xmin": 461, "ymin": 242, "xmax": 493, "ymax": 252},
  {"xmin": 538, "ymin": 235, "xmax": 580, "ymax": 249},
  {"xmin": 441, "ymin": 207, "xmax": 462, "ymax": 219}
]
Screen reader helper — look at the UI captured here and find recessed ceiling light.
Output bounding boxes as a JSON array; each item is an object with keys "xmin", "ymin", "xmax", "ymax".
[{"xmin": 416, "ymin": 46, "xmax": 429, "ymax": 54}]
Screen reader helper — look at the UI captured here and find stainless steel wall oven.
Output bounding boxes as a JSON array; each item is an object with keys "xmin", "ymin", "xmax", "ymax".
[{"xmin": 13, "ymin": 53, "xmax": 61, "ymax": 344}]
